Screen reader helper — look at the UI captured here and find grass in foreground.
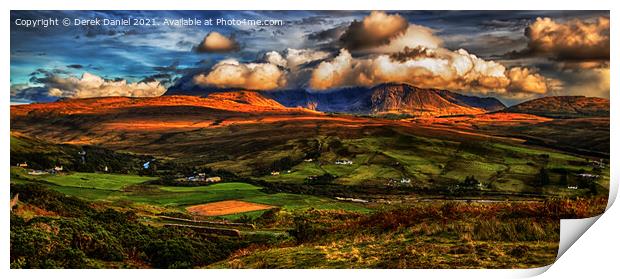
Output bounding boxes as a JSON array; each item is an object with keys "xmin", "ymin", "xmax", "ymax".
[
  {"xmin": 11, "ymin": 181, "xmax": 606, "ymax": 269},
  {"xmin": 210, "ymin": 197, "xmax": 607, "ymax": 269}
]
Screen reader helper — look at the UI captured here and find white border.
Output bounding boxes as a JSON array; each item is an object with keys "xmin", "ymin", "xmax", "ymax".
[{"xmin": 2, "ymin": 1, "xmax": 617, "ymax": 278}]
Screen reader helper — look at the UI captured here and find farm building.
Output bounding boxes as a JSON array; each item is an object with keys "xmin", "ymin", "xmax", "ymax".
[
  {"xmin": 205, "ymin": 176, "xmax": 222, "ymax": 183},
  {"xmin": 335, "ymin": 159, "xmax": 353, "ymax": 165},
  {"xmin": 185, "ymin": 173, "xmax": 222, "ymax": 183}
]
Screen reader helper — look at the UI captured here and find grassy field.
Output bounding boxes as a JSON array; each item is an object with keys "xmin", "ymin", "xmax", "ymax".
[
  {"xmin": 40, "ymin": 172, "xmax": 156, "ymax": 190},
  {"xmin": 257, "ymin": 135, "xmax": 602, "ymax": 197},
  {"xmin": 15, "ymin": 181, "xmax": 606, "ymax": 269},
  {"xmin": 10, "ymin": 168, "xmax": 370, "ymax": 218}
]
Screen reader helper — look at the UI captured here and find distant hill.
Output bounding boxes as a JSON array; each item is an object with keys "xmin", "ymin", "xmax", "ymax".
[
  {"xmin": 206, "ymin": 91, "xmax": 285, "ymax": 109},
  {"xmin": 10, "ymin": 132, "xmax": 149, "ymax": 172},
  {"xmin": 10, "ymin": 92, "xmax": 295, "ymax": 118},
  {"xmin": 166, "ymin": 83, "xmax": 506, "ymax": 117},
  {"xmin": 505, "ymin": 96, "xmax": 609, "ymax": 118}
]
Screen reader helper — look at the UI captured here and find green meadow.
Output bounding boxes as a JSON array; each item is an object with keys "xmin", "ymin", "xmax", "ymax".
[
  {"xmin": 257, "ymin": 136, "xmax": 600, "ymax": 197},
  {"xmin": 10, "ymin": 168, "xmax": 369, "ymax": 218}
]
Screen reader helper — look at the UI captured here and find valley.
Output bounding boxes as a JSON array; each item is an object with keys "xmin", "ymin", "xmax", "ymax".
[{"xmin": 10, "ymin": 84, "xmax": 610, "ymax": 268}]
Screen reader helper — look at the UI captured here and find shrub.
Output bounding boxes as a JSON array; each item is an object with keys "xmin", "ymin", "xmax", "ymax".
[
  {"xmin": 288, "ymin": 216, "xmax": 323, "ymax": 243},
  {"xmin": 145, "ymin": 238, "xmax": 195, "ymax": 268}
]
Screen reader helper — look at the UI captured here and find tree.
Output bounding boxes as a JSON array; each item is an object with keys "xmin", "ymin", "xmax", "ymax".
[
  {"xmin": 462, "ymin": 176, "xmax": 480, "ymax": 190},
  {"xmin": 536, "ymin": 168, "xmax": 550, "ymax": 186},
  {"xmin": 448, "ymin": 176, "xmax": 480, "ymax": 194}
]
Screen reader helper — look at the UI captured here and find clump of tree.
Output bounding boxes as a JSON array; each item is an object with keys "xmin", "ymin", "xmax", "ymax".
[
  {"xmin": 271, "ymin": 156, "xmax": 297, "ymax": 172},
  {"xmin": 305, "ymin": 173, "xmax": 336, "ymax": 185},
  {"xmin": 327, "ymin": 138, "xmax": 353, "ymax": 157},
  {"xmin": 10, "ymin": 183, "xmax": 265, "ymax": 268},
  {"xmin": 250, "ymin": 156, "xmax": 304, "ymax": 176},
  {"xmin": 447, "ymin": 176, "xmax": 481, "ymax": 195},
  {"xmin": 536, "ymin": 168, "xmax": 550, "ymax": 187},
  {"xmin": 288, "ymin": 216, "xmax": 324, "ymax": 244}
]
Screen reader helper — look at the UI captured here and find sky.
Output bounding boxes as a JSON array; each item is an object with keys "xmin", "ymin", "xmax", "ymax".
[{"xmin": 10, "ymin": 10, "xmax": 610, "ymax": 105}]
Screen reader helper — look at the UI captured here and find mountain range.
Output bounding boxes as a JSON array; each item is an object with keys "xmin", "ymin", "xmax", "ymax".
[
  {"xmin": 10, "ymin": 83, "xmax": 610, "ymax": 160},
  {"xmin": 15, "ymin": 83, "xmax": 609, "ymax": 119},
  {"xmin": 165, "ymin": 83, "xmax": 507, "ymax": 117}
]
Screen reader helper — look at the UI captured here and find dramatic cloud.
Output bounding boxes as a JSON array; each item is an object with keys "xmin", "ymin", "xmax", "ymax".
[
  {"xmin": 309, "ymin": 48, "xmax": 556, "ymax": 95},
  {"xmin": 497, "ymin": 17, "xmax": 610, "ymax": 99},
  {"xmin": 309, "ymin": 49, "xmax": 357, "ymax": 90},
  {"xmin": 191, "ymin": 48, "xmax": 327, "ymax": 90},
  {"xmin": 332, "ymin": 11, "xmax": 442, "ymax": 53},
  {"xmin": 562, "ymin": 67, "xmax": 610, "ymax": 98},
  {"xmin": 506, "ymin": 67, "xmax": 553, "ymax": 94},
  {"xmin": 339, "ymin": 11, "xmax": 409, "ymax": 50},
  {"xmin": 516, "ymin": 17, "xmax": 610, "ymax": 61},
  {"xmin": 14, "ymin": 72, "xmax": 167, "ymax": 100},
  {"xmin": 193, "ymin": 59, "xmax": 287, "ymax": 90},
  {"xmin": 370, "ymin": 25, "xmax": 443, "ymax": 53},
  {"xmin": 194, "ymin": 32, "xmax": 240, "ymax": 53},
  {"xmin": 42, "ymin": 72, "xmax": 166, "ymax": 98},
  {"xmin": 264, "ymin": 48, "xmax": 330, "ymax": 69}
]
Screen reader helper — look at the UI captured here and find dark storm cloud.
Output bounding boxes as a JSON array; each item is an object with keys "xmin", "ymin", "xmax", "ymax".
[
  {"xmin": 448, "ymin": 34, "xmax": 527, "ymax": 59},
  {"xmin": 139, "ymin": 73, "xmax": 173, "ymax": 84},
  {"xmin": 10, "ymin": 84, "xmax": 58, "ymax": 103},
  {"xmin": 499, "ymin": 15, "xmax": 609, "ymax": 63},
  {"xmin": 29, "ymin": 68, "xmax": 70, "ymax": 81},
  {"xmin": 389, "ymin": 46, "xmax": 441, "ymax": 62},
  {"xmin": 339, "ymin": 11, "xmax": 408, "ymax": 50}
]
